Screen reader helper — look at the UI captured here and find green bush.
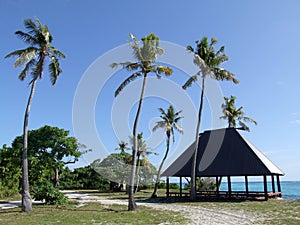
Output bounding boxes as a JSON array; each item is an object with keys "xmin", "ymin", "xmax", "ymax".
[{"xmin": 33, "ymin": 182, "xmax": 68, "ymax": 205}]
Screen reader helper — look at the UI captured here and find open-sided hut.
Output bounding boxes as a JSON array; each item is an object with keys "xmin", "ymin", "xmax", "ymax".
[{"xmin": 162, "ymin": 128, "xmax": 284, "ymax": 200}]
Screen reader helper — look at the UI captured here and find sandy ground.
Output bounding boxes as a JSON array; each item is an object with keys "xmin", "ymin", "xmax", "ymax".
[{"xmin": 0, "ymin": 191, "xmax": 265, "ymax": 224}]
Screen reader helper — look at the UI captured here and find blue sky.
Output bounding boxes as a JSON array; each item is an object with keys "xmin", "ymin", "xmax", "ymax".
[{"xmin": 0, "ymin": 0, "xmax": 299, "ymax": 181}]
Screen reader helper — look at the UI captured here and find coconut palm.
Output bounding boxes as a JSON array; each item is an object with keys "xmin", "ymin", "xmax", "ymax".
[
  {"xmin": 5, "ymin": 17, "xmax": 65, "ymax": 212},
  {"xmin": 220, "ymin": 95, "xmax": 257, "ymax": 131},
  {"xmin": 112, "ymin": 33, "xmax": 172, "ymax": 211},
  {"xmin": 129, "ymin": 133, "xmax": 157, "ymax": 192},
  {"xmin": 151, "ymin": 105, "xmax": 183, "ymax": 198},
  {"xmin": 115, "ymin": 141, "xmax": 131, "ymax": 153},
  {"xmin": 183, "ymin": 37, "xmax": 238, "ymax": 200}
]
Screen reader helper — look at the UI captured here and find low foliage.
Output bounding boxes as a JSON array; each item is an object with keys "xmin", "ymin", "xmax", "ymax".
[{"xmin": 33, "ymin": 182, "xmax": 68, "ymax": 205}]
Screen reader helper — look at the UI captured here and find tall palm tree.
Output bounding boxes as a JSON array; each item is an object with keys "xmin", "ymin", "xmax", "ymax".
[
  {"xmin": 112, "ymin": 33, "xmax": 172, "ymax": 211},
  {"xmin": 5, "ymin": 17, "xmax": 65, "ymax": 212},
  {"xmin": 115, "ymin": 141, "xmax": 130, "ymax": 153},
  {"xmin": 182, "ymin": 37, "xmax": 238, "ymax": 200},
  {"xmin": 151, "ymin": 105, "xmax": 183, "ymax": 198},
  {"xmin": 220, "ymin": 95, "xmax": 257, "ymax": 131}
]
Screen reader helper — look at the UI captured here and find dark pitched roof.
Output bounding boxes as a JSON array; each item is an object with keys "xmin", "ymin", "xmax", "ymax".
[{"xmin": 162, "ymin": 128, "xmax": 284, "ymax": 177}]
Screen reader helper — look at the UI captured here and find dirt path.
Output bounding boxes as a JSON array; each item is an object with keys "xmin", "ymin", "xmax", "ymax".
[{"xmin": 63, "ymin": 191, "xmax": 265, "ymax": 225}]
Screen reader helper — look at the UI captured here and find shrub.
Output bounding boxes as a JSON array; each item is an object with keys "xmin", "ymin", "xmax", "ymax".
[{"xmin": 33, "ymin": 182, "xmax": 68, "ymax": 205}]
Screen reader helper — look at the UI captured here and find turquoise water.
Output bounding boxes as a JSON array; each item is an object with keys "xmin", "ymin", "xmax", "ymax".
[{"xmin": 219, "ymin": 181, "xmax": 300, "ymax": 200}]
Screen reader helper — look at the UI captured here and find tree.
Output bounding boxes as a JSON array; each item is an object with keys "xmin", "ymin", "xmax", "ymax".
[
  {"xmin": 151, "ymin": 105, "xmax": 183, "ymax": 198},
  {"xmin": 0, "ymin": 145, "xmax": 21, "ymax": 198},
  {"xmin": 220, "ymin": 95, "xmax": 257, "ymax": 131},
  {"xmin": 111, "ymin": 33, "xmax": 172, "ymax": 210},
  {"xmin": 11, "ymin": 125, "xmax": 82, "ymax": 188},
  {"xmin": 115, "ymin": 141, "xmax": 131, "ymax": 153},
  {"xmin": 5, "ymin": 17, "xmax": 65, "ymax": 212},
  {"xmin": 129, "ymin": 133, "xmax": 157, "ymax": 192},
  {"xmin": 182, "ymin": 37, "xmax": 238, "ymax": 200}
]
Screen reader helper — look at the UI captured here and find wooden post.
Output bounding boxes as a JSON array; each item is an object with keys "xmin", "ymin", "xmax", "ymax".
[
  {"xmin": 166, "ymin": 177, "xmax": 170, "ymax": 197},
  {"xmin": 180, "ymin": 177, "xmax": 182, "ymax": 197},
  {"xmin": 245, "ymin": 176, "xmax": 249, "ymax": 196},
  {"xmin": 271, "ymin": 175, "xmax": 275, "ymax": 193},
  {"xmin": 277, "ymin": 175, "xmax": 282, "ymax": 197},
  {"xmin": 216, "ymin": 176, "xmax": 219, "ymax": 196},
  {"xmin": 227, "ymin": 176, "xmax": 232, "ymax": 198},
  {"xmin": 263, "ymin": 175, "xmax": 268, "ymax": 200}
]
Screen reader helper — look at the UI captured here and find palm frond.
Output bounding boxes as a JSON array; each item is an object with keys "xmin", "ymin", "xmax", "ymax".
[
  {"xmin": 239, "ymin": 121, "xmax": 250, "ymax": 132},
  {"xmin": 18, "ymin": 59, "xmax": 36, "ymax": 81},
  {"xmin": 13, "ymin": 47, "xmax": 37, "ymax": 68},
  {"xmin": 110, "ymin": 61, "xmax": 133, "ymax": 69},
  {"xmin": 48, "ymin": 56, "xmax": 62, "ymax": 85},
  {"xmin": 31, "ymin": 56, "xmax": 44, "ymax": 80},
  {"xmin": 152, "ymin": 121, "xmax": 165, "ymax": 132},
  {"xmin": 15, "ymin": 31, "xmax": 38, "ymax": 45},
  {"xmin": 49, "ymin": 46, "xmax": 66, "ymax": 58},
  {"xmin": 128, "ymin": 33, "xmax": 144, "ymax": 61},
  {"xmin": 194, "ymin": 54, "xmax": 214, "ymax": 79},
  {"xmin": 24, "ymin": 18, "xmax": 38, "ymax": 35},
  {"xmin": 174, "ymin": 124, "xmax": 183, "ymax": 134},
  {"xmin": 241, "ymin": 116, "xmax": 258, "ymax": 125},
  {"xmin": 182, "ymin": 74, "xmax": 198, "ymax": 89},
  {"xmin": 155, "ymin": 65, "xmax": 173, "ymax": 76},
  {"xmin": 114, "ymin": 71, "xmax": 142, "ymax": 97}
]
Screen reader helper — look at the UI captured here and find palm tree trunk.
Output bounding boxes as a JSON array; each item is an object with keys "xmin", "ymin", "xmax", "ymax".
[
  {"xmin": 22, "ymin": 79, "xmax": 37, "ymax": 212},
  {"xmin": 128, "ymin": 74, "xmax": 147, "ymax": 211},
  {"xmin": 135, "ymin": 154, "xmax": 141, "ymax": 193},
  {"xmin": 151, "ymin": 131, "xmax": 171, "ymax": 198},
  {"xmin": 190, "ymin": 76, "xmax": 205, "ymax": 200}
]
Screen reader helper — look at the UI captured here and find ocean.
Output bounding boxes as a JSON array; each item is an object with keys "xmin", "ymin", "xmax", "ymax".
[{"xmin": 219, "ymin": 181, "xmax": 300, "ymax": 200}]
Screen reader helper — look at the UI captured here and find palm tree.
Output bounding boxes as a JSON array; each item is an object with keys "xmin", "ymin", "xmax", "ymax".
[
  {"xmin": 5, "ymin": 17, "xmax": 65, "ymax": 212},
  {"xmin": 115, "ymin": 141, "xmax": 130, "ymax": 153},
  {"xmin": 151, "ymin": 105, "xmax": 183, "ymax": 198},
  {"xmin": 112, "ymin": 33, "xmax": 172, "ymax": 211},
  {"xmin": 129, "ymin": 133, "xmax": 157, "ymax": 192},
  {"xmin": 220, "ymin": 95, "xmax": 257, "ymax": 131},
  {"xmin": 182, "ymin": 37, "xmax": 238, "ymax": 200}
]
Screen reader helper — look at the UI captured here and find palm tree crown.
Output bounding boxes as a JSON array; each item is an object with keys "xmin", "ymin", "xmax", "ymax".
[
  {"xmin": 183, "ymin": 37, "xmax": 238, "ymax": 89},
  {"xmin": 220, "ymin": 95, "xmax": 257, "ymax": 131},
  {"xmin": 115, "ymin": 141, "xmax": 130, "ymax": 153},
  {"xmin": 5, "ymin": 17, "xmax": 66, "ymax": 84},
  {"xmin": 152, "ymin": 105, "xmax": 184, "ymax": 140},
  {"xmin": 111, "ymin": 33, "xmax": 172, "ymax": 97}
]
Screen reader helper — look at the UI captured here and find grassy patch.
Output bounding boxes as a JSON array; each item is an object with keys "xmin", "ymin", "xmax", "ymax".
[
  {"xmin": 179, "ymin": 199, "xmax": 300, "ymax": 225},
  {"xmin": 0, "ymin": 202, "xmax": 188, "ymax": 225}
]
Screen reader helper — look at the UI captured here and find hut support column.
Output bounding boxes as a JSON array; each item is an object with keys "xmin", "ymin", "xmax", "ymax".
[
  {"xmin": 166, "ymin": 177, "xmax": 170, "ymax": 197},
  {"xmin": 227, "ymin": 176, "xmax": 232, "ymax": 198},
  {"xmin": 263, "ymin": 175, "xmax": 268, "ymax": 200},
  {"xmin": 245, "ymin": 176, "xmax": 249, "ymax": 196},
  {"xmin": 277, "ymin": 175, "xmax": 282, "ymax": 197},
  {"xmin": 180, "ymin": 177, "xmax": 182, "ymax": 197},
  {"xmin": 216, "ymin": 176, "xmax": 219, "ymax": 196},
  {"xmin": 271, "ymin": 175, "xmax": 275, "ymax": 193}
]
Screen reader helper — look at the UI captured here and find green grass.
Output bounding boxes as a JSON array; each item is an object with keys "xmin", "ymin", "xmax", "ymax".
[
  {"xmin": 1, "ymin": 189, "xmax": 299, "ymax": 224},
  {"xmin": 0, "ymin": 202, "xmax": 187, "ymax": 225}
]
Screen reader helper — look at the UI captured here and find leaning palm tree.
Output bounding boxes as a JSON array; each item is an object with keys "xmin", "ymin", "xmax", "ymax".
[
  {"xmin": 5, "ymin": 17, "xmax": 65, "ymax": 212},
  {"xmin": 220, "ymin": 95, "xmax": 257, "ymax": 131},
  {"xmin": 111, "ymin": 33, "xmax": 172, "ymax": 211},
  {"xmin": 182, "ymin": 37, "xmax": 238, "ymax": 200},
  {"xmin": 151, "ymin": 105, "xmax": 183, "ymax": 198}
]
